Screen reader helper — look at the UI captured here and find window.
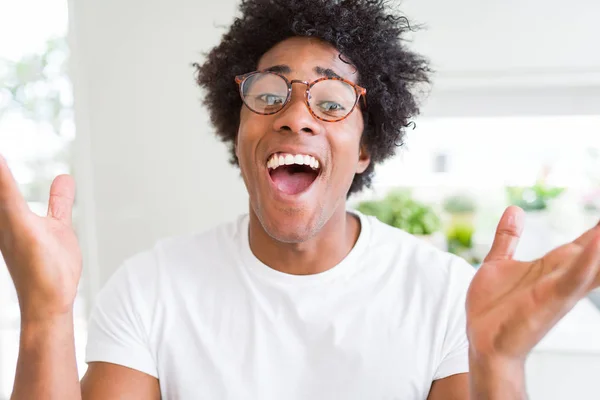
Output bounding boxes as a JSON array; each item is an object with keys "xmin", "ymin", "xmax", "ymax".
[
  {"xmin": 0, "ymin": 0, "xmax": 87, "ymax": 397},
  {"xmin": 356, "ymin": 115, "xmax": 600, "ymax": 264}
]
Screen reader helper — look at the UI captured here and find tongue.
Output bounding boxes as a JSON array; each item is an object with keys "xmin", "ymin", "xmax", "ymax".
[{"xmin": 270, "ymin": 167, "xmax": 317, "ymax": 195}]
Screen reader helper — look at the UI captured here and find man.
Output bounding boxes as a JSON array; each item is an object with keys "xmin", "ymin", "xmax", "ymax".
[{"xmin": 2, "ymin": 0, "xmax": 600, "ymax": 399}]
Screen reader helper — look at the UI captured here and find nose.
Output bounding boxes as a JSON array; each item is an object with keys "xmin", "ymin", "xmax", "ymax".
[{"xmin": 272, "ymin": 85, "xmax": 322, "ymax": 135}]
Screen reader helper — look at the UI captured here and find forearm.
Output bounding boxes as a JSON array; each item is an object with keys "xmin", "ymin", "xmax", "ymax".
[
  {"xmin": 468, "ymin": 351, "xmax": 527, "ymax": 400},
  {"xmin": 11, "ymin": 312, "xmax": 81, "ymax": 400}
]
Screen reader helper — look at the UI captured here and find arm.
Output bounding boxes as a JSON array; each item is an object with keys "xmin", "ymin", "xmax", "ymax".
[
  {"xmin": 467, "ymin": 356, "xmax": 526, "ymax": 400},
  {"xmin": 12, "ymin": 314, "xmax": 160, "ymax": 400},
  {"xmin": 427, "ymin": 367, "xmax": 524, "ymax": 400},
  {"xmin": 0, "ymin": 157, "xmax": 159, "ymax": 399},
  {"xmin": 431, "ymin": 209, "xmax": 600, "ymax": 400},
  {"xmin": 11, "ymin": 314, "xmax": 80, "ymax": 399},
  {"xmin": 0, "ymin": 156, "xmax": 81, "ymax": 399},
  {"xmin": 81, "ymin": 363, "xmax": 160, "ymax": 400},
  {"xmin": 427, "ymin": 373, "xmax": 469, "ymax": 400},
  {"xmin": 427, "ymin": 256, "xmax": 475, "ymax": 400},
  {"xmin": 465, "ymin": 207, "xmax": 600, "ymax": 400}
]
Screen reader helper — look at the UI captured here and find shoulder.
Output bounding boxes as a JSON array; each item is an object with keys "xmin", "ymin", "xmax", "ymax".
[
  {"xmin": 358, "ymin": 212, "xmax": 475, "ymax": 293},
  {"xmin": 133, "ymin": 214, "xmax": 244, "ymax": 266},
  {"xmin": 106, "ymin": 214, "xmax": 248, "ymax": 294}
]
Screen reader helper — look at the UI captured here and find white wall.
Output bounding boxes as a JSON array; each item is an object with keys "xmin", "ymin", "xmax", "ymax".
[
  {"xmin": 526, "ymin": 351, "xmax": 600, "ymax": 400},
  {"xmin": 401, "ymin": 0, "xmax": 600, "ymax": 116},
  {"xmin": 68, "ymin": 0, "xmax": 248, "ymax": 296},
  {"xmin": 401, "ymin": 0, "xmax": 600, "ymax": 79}
]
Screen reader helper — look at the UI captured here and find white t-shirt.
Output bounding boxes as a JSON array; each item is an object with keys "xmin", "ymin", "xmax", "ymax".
[{"xmin": 86, "ymin": 211, "xmax": 475, "ymax": 399}]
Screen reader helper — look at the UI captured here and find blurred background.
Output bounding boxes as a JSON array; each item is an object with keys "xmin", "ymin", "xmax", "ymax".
[{"xmin": 0, "ymin": 0, "xmax": 599, "ymax": 398}]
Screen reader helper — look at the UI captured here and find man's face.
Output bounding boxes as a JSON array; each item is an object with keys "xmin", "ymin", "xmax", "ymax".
[{"xmin": 236, "ymin": 37, "xmax": 370, "ymax": 243}]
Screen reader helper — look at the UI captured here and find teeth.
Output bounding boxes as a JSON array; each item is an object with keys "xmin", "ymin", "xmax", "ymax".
[{"xmin": 267, "ymin": 153, "xmax": 321, "ymax": 171}]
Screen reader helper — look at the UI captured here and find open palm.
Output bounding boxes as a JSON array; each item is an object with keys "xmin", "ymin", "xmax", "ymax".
[
  {"xmin": 0, "ymin": 155, "xmax": 82, "ymax": 321},
  {"xmin": 466, "ymin": 206, "xmax": 600, "ymax": 361}
]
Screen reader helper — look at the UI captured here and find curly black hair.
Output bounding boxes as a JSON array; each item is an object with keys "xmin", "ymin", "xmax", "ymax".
[{"xmin": 195, "ymin": 0, "xmax": 430, "ymax": 195}]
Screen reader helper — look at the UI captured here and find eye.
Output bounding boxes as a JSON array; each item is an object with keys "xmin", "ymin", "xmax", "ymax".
[
  {"xmin": 318, "ymin": 101, "xmax": 346, "ymax": 113},
  {"xmin": 256, "ymin": 93, "xmax": 285, "ymax": 106}
]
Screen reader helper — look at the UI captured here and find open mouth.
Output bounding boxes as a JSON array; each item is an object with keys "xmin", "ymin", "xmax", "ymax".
[{"xmin": 267, "ymin": 153, "xmax": 321, "ymax": 195}]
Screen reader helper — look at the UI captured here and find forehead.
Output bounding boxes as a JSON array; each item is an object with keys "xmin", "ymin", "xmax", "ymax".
[{"xmin": 257, "ymin": 37, "xmax": 359, "ymax": 82}]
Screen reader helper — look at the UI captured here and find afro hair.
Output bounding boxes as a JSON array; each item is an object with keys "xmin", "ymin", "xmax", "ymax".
[{"xmin": 195, "ymin": 0, "xmax": 431, "ymax": 195}]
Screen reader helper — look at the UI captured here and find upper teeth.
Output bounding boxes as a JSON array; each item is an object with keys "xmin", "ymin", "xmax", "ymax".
[{"xmin": 267, "ymin": 153, "xmax": 320, "ymax": 170}]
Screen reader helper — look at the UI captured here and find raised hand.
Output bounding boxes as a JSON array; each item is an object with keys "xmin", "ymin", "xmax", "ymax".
[
  {"xmin": 466, "ymin": 206, "xmax": 600, "ymax": 396},
  {"xmin": 0, "ymin": 154, "xmax": 82, "ymax": 322}
]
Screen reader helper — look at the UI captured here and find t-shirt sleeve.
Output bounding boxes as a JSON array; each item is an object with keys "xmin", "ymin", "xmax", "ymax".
[
  {"xmin": 85, "ymin": 251, "xmax": 159, "ymax": 378},
  {"xmin": 433, "ymin": 257, "xmax": 476, "ymax": 380}
]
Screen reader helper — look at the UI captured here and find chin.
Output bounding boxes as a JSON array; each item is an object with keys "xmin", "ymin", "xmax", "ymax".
[{"xmin": 256, "ymin": 205, "xmax": 322, "ymax": 244}]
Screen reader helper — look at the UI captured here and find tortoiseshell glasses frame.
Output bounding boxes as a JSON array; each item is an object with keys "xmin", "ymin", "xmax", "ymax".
[{"xmin": 234, "ymin": 70, "xmax": 367, "ymax": 123}]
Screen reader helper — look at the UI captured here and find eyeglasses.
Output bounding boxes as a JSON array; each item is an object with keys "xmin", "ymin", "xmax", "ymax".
[{"xmin": 235, "ymin": 70, "xmax": 367, "ymax": 122}]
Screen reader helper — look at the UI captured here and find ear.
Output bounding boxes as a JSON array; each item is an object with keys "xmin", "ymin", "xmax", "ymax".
[{"xmin": 356, "ymin": 144, "xmax": 371, "ymax": 174}]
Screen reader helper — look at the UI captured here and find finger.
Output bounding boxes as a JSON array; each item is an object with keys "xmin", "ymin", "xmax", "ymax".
[
  {"xmin": 0, "ymin": 154, "xmax": 29, "ymax": 226},
  {"xmin": 572, "ymin": 220, "xmax": 600, "ymax": 248},
  {"xmin": 514, "ymin": 231, "xmax": 600, "ymax": 348},
  {"xmin": 47, "ymin": 174, "xmax": 75, "ymax": 225},
  {"xmin": 536, "ymin": 230, "xmax": 600, "ymax": 311},
  {"xmin": 484, "ymin": 206, "xmax": 525, "ymax": 263}
]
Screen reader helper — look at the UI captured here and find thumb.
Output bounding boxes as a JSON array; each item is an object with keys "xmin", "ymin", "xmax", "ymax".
[
  {"xmin": 484, "ymin": 206, "xmax": 525, "ymax": 263},
  {"xmin": 47, "ymin": 175, "xmax": 76, "ymax": 225}
]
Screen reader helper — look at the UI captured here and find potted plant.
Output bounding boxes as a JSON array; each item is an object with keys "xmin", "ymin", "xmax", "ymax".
[
  {"xmin": 445, "ymin": 220, "xmax": 481, "ymax": 265},
  {"xmin": 442, "ymin": 193, "xmax": 480, "ymax": 265},
  {"xmin": 443, "ymin": 193, "xmax": 477, "ymax": 225},
  {"xmin": 505, "ymin": 173, "xmax": 565, "ymax": 260},
  {"xmin": 505, "ymin": 183, "xmax": 564, "ymax": 212},
  {"xmin": 356, "ymin": 189, "xmax": 444, "ymax": 247}
]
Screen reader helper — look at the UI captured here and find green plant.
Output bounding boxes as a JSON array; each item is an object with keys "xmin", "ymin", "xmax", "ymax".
[
  {"xmin": 443, "ymin": 194, "xmax": 476, "ymax": 214},
  {"xmin": 446, "ymin": 221, "xmax": 474, "ymax": 249},
  {"xmin": 445, "ymin": 220, "xmax": 482, "ymax": 265},
  {"xmin": 506, "ymin": 181, "xmax": 565, "ymax": 211},
  {"xmin": 356, "ymin": 189, "xmax": 442, "ymax": 235}
]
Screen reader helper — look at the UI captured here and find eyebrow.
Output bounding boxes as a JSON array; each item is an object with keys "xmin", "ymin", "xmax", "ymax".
[
  {"xmin": 314, "ymin": 66, "xmax": 342, "ymax": 79},
  {"xmin": 264, "ymin": 65, "xmax": 291, "ymax": 74},
  {"xmin": 263, "ymin": 65, "xmax": 343, "ymax": 80}
]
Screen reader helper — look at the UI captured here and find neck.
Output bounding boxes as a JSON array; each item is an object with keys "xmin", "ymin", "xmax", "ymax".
[{"xmin": 248, "ymin": 207, "xmax": 361, "ymax": 276}]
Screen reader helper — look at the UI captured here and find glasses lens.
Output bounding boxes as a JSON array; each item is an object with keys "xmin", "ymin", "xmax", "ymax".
[
  {"xmin": 309, "ymin": 79, "xmax": 358, "ymax": 121},
  {"xmin": 240, "ymin": 72, "xmax": 288, "ymax": 114}
]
